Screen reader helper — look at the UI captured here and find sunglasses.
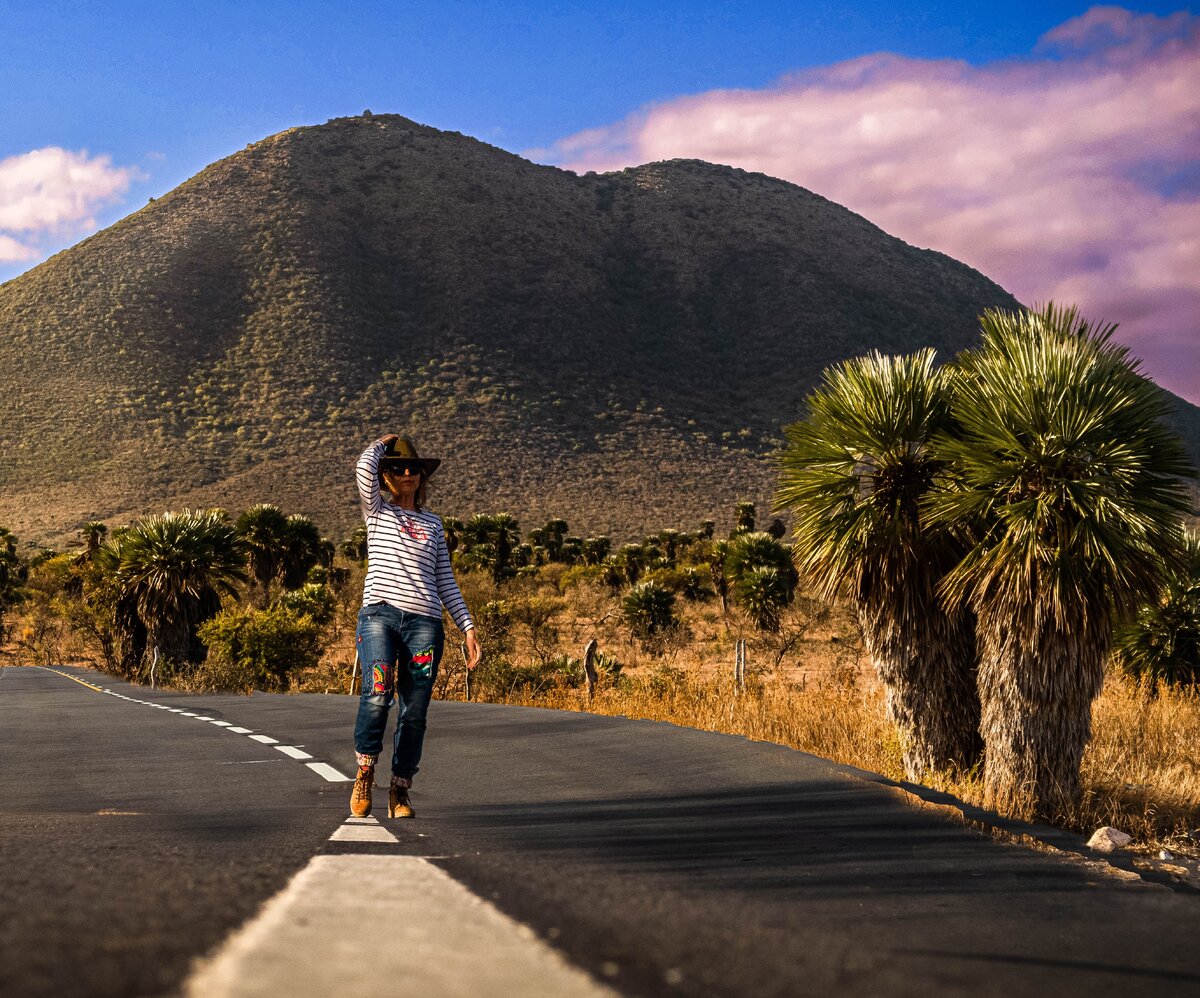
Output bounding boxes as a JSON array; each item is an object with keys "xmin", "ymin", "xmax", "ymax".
[{"xmin": 381, "ymin": 461, "xmax": 424, "ymax": 477}]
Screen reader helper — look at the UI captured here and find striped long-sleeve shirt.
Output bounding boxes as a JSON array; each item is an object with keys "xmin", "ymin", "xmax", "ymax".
[{"xmin": 356, "ymin": 441, "xmax": 474, "ymax": 632}]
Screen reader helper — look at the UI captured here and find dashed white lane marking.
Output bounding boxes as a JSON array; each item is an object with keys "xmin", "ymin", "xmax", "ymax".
[
  {"xmin": 306, "ymin": 762, "xmax": 351, "ymax": 782},
  {"xmin": 182, "ymin": 854, "xmax": 620, "ymax": 998},
  {"xmin": 38, "ymin": 668, "xmax": 351, "ymax": 793}
]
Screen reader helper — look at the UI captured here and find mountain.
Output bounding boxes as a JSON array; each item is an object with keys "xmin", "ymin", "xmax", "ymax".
[{"xmin": 1, "ymin": 113, "xmax": 1195, "ymax": 548}]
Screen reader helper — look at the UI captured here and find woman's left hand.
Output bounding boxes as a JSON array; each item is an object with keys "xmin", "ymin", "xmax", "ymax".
[{"xmin": 464, "ymin": 629, "xmax": 482, "ymax": 671}]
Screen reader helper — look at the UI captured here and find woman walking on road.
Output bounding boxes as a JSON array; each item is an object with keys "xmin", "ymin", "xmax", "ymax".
[{"xmin": 350, "ymin": 434, "xmax": 481, "ymax": 818}]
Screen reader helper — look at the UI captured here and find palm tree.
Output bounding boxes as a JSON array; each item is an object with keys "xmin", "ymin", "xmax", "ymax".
[
  {"xmin": 776, "ymin": 348, "xmax": 981, "ymax": 780},
  {"xmin": 622, "ymin": 581, "xmax": 678, "ymax": 647},
  {"xmin": 0, "ymin": 527, "xmax": 27, "ymax": 644},
  {"xmin": 723, "ymin": 532, "xmax": 799, "ymax": 631},
  {"xmin": 341, "ymin": 525, "xmax": 368, "ymax": 562},
  {"xmin": 106, "ymin": 509, "xmax": 247, "ymax": 667},
  {"xmin": 733, "ymin": 501, "xmax": 756, "ymax": 535},
  {"xmin": 235, "ymin": 504, "xmax": 289, "ymax": 605},
  {"xmin": 1113, "ymin": 529, "xmax": 1200, "ymax": 690},
  {"xmin": 279, "ymin": 514, "xmax": 324, "ymax": 591},
  {"xmin": 933, "ymin": 304, "xmax": 1194, "ymax": 817},
  {"xmin": 80, "ymin": 522, "xmax": 108, "ymax": 560},
  {"xmin": 461, "ymin": 513, "xmax": 521, "ymax": 583}
]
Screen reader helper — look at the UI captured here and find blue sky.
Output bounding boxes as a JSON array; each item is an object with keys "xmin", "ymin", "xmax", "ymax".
[
  {"xmin": 2, "ymin": 2, "xmax": 1197, "ymax": 398},
  {"xmin": 4, "ymin": 0, "xmax": 1186, "ymax": 207}
]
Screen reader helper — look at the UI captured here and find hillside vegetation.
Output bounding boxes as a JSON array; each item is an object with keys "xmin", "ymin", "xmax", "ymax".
[{"xmin": 3, "ymin": 112, "xmax": 1196, "ymax": 546}]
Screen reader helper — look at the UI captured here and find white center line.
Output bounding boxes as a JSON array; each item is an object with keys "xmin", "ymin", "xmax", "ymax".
[
  {"xmin": 329, "ymin": 822, "xmax": 397, "ymax": 843},
  {"xmin": 306, "ymin": 762, "xmax": 351, "ymax": 782},
  {"xmin": 210, "ymin": 720, "xmax": 233, "ymax": 727},
  {"xmin": 182, "ymin": 855, "xmax": 619, "ymax": 998},
  {"xmin": 249, "ymin": 734, "xmax": 278, "ymax": 744},
  {"xmin": 274, "ymin": 745, "xmax": 312, "ymax": 760},
  {"xmin": 228, "ymin": 726, "xmax": 253, "ymax": 734}
]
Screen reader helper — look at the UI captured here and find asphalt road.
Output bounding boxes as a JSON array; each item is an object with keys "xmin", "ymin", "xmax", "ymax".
[{"xmin": 3, "ymin": 663, "xmax": 1199, "ymax": 998}]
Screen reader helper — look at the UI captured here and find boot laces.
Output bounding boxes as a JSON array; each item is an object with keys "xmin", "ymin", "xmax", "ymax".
[{"xmin": 353, "ymin": 767, "xmax": 373, "ymax": 801}]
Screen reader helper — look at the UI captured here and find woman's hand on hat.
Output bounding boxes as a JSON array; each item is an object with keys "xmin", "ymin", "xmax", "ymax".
[{"xmin": 379, "ymin": 433, "xmax": 399, "ymax": 446}]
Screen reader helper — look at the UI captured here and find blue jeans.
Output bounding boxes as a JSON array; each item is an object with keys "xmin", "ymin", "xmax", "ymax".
[{"xmin": 352, "ymin": 604, "xmax": 444, "ymax": 781}]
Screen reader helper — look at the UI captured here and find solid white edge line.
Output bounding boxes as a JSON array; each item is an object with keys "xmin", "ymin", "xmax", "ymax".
[{"xmin": 56, "ymin": 676, "xmax": 348, "ymax": 791}]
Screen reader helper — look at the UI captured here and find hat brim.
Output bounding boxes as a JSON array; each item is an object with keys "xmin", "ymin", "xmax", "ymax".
[{"xmin": 379, "ymin": 458, "xmax": 440, "ymax": 477}]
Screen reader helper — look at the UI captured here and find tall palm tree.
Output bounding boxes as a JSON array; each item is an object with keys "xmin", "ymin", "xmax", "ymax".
[
  {"xmin": 724, "ymin": 531, "xmax": 799, "ymax": 632},
  {"xmin": 776, "ymin": 348, "xmax": 981, "ymax": 780},
  {"xmin": 80, "ymin": 522, "xmax": 108, "ymax": 560},
  {"xmin": 109, "ymin": 509, "xmax": 247, "ymax": 667},
  {"xmin": 933, "ymin": 304, "xmax": 1194, "ymax": 817},
  {"xmin": 235, "ymin": 504, "xmax": 289, "ymax": 605},
  {"xmin": 279, "ymin": 514, "xmax": 324, "ymax": 591}
]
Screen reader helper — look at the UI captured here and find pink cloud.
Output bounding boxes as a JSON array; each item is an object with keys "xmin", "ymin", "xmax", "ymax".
[
  {"xmin": 0, "ymin": 147, "xmax": 138, "ymax": 268},
  {"xmin": 0, "ymin": 234, "xmax": 38, "ymax": 263},
  {"xmin": 550, "ymin": 6, "xmax": 1200, "ymax": 403}
]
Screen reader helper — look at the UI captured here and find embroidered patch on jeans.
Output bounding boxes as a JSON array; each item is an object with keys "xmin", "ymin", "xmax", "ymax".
[
  {"xmin": 372, "ymin": 661, "xmax": 391, "ymax": 694},
  {"xmin": 411, "ymin": 646, "xmax": 435, "ymax": 678}
]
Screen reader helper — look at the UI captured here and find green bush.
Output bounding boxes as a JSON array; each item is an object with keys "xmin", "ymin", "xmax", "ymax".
[
  {"xmin": 197, "ymin": 603, "xmax": 326, "ymax": 693},
  {"xmin": 274, "ymin": 583, "xmax": 336, "ymax": 626}
]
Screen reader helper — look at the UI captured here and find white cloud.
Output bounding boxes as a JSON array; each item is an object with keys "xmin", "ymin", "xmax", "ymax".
[{"xmin": 0, "ymin": 147, "xmax": 139, "ymax": 270}]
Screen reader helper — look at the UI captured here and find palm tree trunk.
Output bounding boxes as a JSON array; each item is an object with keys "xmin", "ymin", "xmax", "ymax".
[
  {"xmin": 976, "ymin": 611, "xmax": 1107, "ymax": 820},
  {"xmin": 859, "ymin": 596, "xmax": 981, "ymax": 781}
]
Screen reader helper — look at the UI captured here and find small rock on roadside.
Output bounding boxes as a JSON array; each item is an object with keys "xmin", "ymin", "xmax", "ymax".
[
  {"xmin": 1159, "ymin": 849, "xmax": 1174, "ymax": 861},
  {"xmin": 1087, "ymin": 826, "xmax": 1133, "ymax": 853}
]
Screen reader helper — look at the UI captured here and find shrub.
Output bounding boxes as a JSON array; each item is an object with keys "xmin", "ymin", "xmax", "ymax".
[
  {"xmin": 274, "ymin": 583, "xmax": 336, "ymax": 626},
  {"xmin": 197, "ymin": 603, "xmax": 326, "ymax": 693}
]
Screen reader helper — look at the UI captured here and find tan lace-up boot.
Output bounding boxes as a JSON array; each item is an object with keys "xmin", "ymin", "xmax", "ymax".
[
  {"xmin": 350, "ymin": 765, "xmax": 374, "ymax": 817},
  {"xmin": 388, "ymin": 783, "xmax": 414, "ymax": 819}
]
